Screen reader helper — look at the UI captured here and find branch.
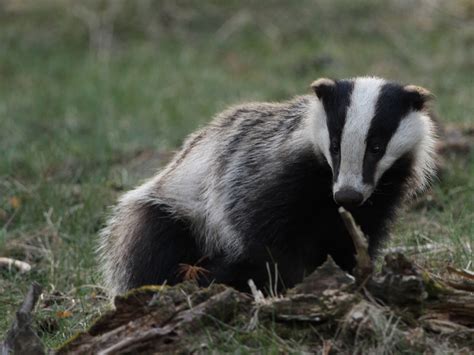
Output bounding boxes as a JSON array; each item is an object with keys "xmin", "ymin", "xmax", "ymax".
[
  {"xmin": 0, "ymin": 257, "xmax": 32, "ymax": 273},
  {"xmin": 338, "ymin": 207, "xmax": 373, "ymax": 283},
  {"xmin": 1, "ymin": 282, "xmax": 44, "ymax": 355}
]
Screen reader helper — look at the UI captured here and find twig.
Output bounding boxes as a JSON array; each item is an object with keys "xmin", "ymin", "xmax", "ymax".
[
  {"xmin": 447, "ymin": 265, "xmax": 474, "ymax": 281},
  {"xmin": 0, "ymin": 257, "xmax": 32, "ymax": 273},
  {"xmin": 446, "ymin": 280, "xmax": 474, "ymax": 293},
  {"xmin": 248, "ymin": 279, "xmax": 267, "ymax": 305},
  {"xmin": 445, "ymin": 265, "xmax": 474, "ymax": 292},
  {"xmin": 338, "ymin": 207, "xmax": 373, "ymax": 282},
  {"xmin": 382, "ymin": 243, "xmax": 448, "ymax": 255},
  {"xmin": 1, "ymin": 282, "xmax": 44, "ymax": 355},
  {"xmin": 19, "ymin": 283, "xmax": 42, "ymax": 314}
]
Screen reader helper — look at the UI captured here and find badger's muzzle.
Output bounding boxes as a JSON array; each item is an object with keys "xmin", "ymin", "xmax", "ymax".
[{"xmin": 334, "ymin": 186, "xmax": 364, "ymax": 208}]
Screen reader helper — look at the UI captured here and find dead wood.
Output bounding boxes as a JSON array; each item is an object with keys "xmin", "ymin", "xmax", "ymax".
[
  {"xmin": 382, "ymin": 243, "xmax": 447, "ymax": 255},
  {"xmin": 367, "ymin": 253, "xmax": 427, "ymax": 307},
  {"xmin": 289, "ymin": 255, "xmax": 354, "ymax": 296},
  {"xmin": 57, "ymin": 283, "xmax": 252, "ymax": 354},
  {"xmin": 1, "ymin": 282, "xmax": 44, "ymax": 355},
  {"xmin": 261, "ymin": 290, "xmax": 359, "ymax": 323},
  {"xmin": 338, "ymin": 207, "xmax": 373, "ymax": 283},
  {"xmin": 24, "ymin": 252, "xmax": 473, "ymax": 354},
  {"xmin": 447, "ymin": 265, "xmax": 474, "ymax": 281},
  {"xmin": 0, "ymin": 257, "xmax": 32, "ymax": 273},
  {"xmin": 4, "ymin": 207, "xmax": 474, "ymax": 353},
  {"xmin": 446, "ymin": 266, "xmax": 474, "ymax": 292}
]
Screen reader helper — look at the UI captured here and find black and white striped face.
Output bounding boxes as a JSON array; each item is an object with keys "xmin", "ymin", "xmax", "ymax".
[{"xmin": 310, "ymin": 77, "xmax": 437, "ymax": 208}]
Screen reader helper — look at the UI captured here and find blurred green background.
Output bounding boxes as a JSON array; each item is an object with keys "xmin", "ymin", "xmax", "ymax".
[{"xmin": 0, "ymin": 0, "xmax": 472, "ymax": 349}]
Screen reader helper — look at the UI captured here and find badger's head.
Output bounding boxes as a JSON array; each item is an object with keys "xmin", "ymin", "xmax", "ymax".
[{"xmin": 309, "ymin": 76, "xmax": 438, "ymax": 209}]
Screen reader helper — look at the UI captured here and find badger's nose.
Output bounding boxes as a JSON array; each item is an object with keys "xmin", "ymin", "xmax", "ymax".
[{"xmin": 334, "ymin": 187, "xmax": 364, "ymax": 208}]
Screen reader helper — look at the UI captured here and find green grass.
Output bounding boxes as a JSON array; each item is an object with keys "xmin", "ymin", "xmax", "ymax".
[{"xmin": 0, "ymin": 0, "xmax": 472, "ymax": 351}]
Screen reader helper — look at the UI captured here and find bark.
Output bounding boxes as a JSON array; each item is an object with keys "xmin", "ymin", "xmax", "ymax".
[
  {"xmin": 1, "ymin": 282, "xmax": 44, "ymax": 355},
  {"xmin": 3, "ymin": 211, "xmax": 474, "ymax": 353}
]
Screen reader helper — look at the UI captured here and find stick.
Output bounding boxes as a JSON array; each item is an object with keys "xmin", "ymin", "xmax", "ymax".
[
  {"xmin": 338, "ymin": 207, "xmax": 373, "ymax": 282},
  {"xmin": 1, "ymin": 282, "xmax": 44, "ymax": 355},
  {"xmin": 0, "ymin": 257, "xmax": 32, "ymax": 273},
  {"xmin": 382, "ymin": 243, "xmax": 447, "ymax": 255},
  {"xmin": 447, "ymin": 265, "xmax": 474, "ymax": 281}
]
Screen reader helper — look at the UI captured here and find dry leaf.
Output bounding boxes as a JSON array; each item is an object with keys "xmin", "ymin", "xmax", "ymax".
[
  {"xmin": 56, "ymin": 310, "xmax": 73, "ymax": 319},
  {"xmin": 9, "ymin": 196, "xmax": 21, "ymax": 209}
]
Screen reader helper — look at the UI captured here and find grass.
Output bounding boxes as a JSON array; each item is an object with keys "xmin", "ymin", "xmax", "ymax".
[{"xmin": 0, "ymin": 0, "xmax": 472, "ymax": 351}]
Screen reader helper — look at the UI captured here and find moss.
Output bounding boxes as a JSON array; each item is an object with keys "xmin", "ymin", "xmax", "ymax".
[{"xmin": 421, "ymin": 271, "xmax": 449, "ymax": 299}]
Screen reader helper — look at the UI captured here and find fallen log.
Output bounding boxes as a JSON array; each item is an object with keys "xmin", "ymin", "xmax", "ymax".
[
  {"xmin": 57, "ymin": 284, "xmax": 252, "ymax": 354},
  {"xmin": 53, "ymin": 250, "xmax": 474, "ymax": 353},
  {"xmin": 3, "ymin": 211, "xmax": 473, "ymax": 353}
]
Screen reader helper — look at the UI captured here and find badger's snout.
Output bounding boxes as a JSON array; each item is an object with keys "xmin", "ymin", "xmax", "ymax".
[{"xmin": 334, "ymin": 187, "xmax": 364, "ymax": 208}]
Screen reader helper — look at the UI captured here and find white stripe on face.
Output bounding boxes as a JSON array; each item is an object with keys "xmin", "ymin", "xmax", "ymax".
[
  {"xmin": 309, "ymin": 98, "xmax": 333, "ymax": 169},
  {"xmin": 374, "ymin": 111, "xmax": 433, "ymax": 186},
  {"xmin": 334, "ymin": 77, "xmax": 385, "ymax": 200}
]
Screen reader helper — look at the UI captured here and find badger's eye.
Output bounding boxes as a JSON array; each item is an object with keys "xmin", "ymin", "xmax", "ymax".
[
  {"xmin": 330, "ymin": 140, "xmax": 340, "ymax": 154},
  {"xmin": 369, "ymin": 143, "xmax": 382, "ymax": 154}
]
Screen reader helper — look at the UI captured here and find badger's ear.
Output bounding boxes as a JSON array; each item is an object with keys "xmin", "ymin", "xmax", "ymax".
[
  {"xmin": 310, "ymin": 78, "xmax": 336, "ymax": 100},
  {"xmin": 404, "ymin": 85, "xmax": 434, "ymax": 111}
]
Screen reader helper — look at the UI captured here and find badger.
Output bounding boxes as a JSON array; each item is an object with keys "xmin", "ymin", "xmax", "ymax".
[{"xmin": 99, "ymin": 76, "xmax": 438, "ymax": 296}]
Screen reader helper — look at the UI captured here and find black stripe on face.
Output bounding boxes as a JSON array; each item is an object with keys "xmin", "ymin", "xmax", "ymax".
[
  {"xmin": 363, "ymin": 83, "xmax": 414, "ymax": 184},
  {"xmin": 320, "ymin": 80, "xmax": 355, "ymax": 181}
]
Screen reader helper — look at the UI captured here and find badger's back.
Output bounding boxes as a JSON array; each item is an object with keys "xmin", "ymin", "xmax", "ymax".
[{"xmin": 99, "ymin": 96, "xmax": 325, "ymax": 294}]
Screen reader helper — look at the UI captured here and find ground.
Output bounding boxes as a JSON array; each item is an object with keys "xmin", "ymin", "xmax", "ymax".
[{"xmin": 0, "ymin": 0, "xmax": 472, "ymax": 351}]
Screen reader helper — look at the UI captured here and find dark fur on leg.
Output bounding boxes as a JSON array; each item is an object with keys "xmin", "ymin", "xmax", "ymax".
[{"xmin": 122, "ymin": 204, "xmax": 202, "ymax": 290}]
